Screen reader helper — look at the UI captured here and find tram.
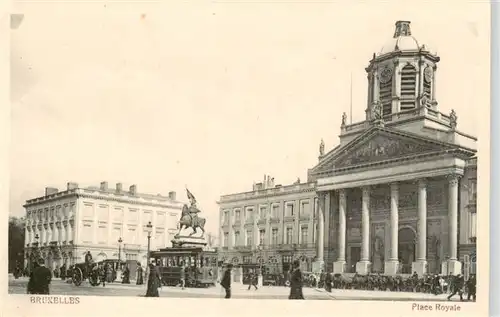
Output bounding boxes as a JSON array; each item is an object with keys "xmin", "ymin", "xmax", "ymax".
[{"xmin": 150, "ymin": 247, "xmax": 219, "ymax": 288}]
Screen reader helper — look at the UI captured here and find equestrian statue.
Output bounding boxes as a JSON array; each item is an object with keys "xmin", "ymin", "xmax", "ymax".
[{"xmin": 176, "ymin": 188, "xmax": 206, "ymax": 238}]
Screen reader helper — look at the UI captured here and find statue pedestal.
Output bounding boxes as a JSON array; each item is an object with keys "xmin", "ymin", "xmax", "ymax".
[{"xmin": 171, "ymin": 236, "xmax": 207, "ymax": 248}]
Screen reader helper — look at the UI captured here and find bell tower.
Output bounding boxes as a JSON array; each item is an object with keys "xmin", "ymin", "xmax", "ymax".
[{"xmin": 365, "ymin": 21, "xmax": 440, "ymax": 122}]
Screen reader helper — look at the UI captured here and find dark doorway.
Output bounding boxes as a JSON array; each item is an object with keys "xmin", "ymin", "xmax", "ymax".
[
  {"xmin": 398, "ymin": 227, "xmax": 416, "ymax": 274},
  {"xmin": 350, "ymin": 247, "xmax": 361, "ymax": 273}
]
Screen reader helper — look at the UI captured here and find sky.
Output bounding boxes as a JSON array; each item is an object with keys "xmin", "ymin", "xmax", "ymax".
[{"xmin": 10, "ymin": 1, "xmax": 489, "ymax": 236}]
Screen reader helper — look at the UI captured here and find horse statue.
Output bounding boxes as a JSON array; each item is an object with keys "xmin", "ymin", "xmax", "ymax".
[{"xmin": 176, "ymin": 204, "xmax": 206, "ymax": 237}]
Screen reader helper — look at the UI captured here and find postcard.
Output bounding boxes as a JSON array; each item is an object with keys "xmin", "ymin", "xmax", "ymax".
[{"xmin": 3, "ymin": 1, "xmax": 490, "ymax": 317}]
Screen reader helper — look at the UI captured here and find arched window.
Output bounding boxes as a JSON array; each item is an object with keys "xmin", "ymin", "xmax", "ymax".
[
  {"xmin": 379, "ymin": 71, "xmax": 393, "ymax": 117},
  {"xmin": 400, "ymin": 64, "xmax": 417, "ymax": 110}
]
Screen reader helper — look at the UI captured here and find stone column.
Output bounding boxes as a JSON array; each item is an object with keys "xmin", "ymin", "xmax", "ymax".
[
  {"xmin": 356, "ymin": 186, "xmax": 371, "ymax": 274},
  {"xmin": 67, "ymin": 222, "xmax": 73, "ymax": 243},
  {"xmin": 412, "ymin": 179, "xmax": 428, "ymax": 276},
  {"xmin": 447, "ymin": 174, "xmax": 462, "ymax": 275},
  {"xmin": 385, "ymin": 182, "xmax": 399, "ymax": 275},
  {"xmin": 333, "ymin": 189, "xmax": 347, "ymax": 273},
  {"xmin": 313, "ymin": 192, "xmax": 325, "ymax": 272}
]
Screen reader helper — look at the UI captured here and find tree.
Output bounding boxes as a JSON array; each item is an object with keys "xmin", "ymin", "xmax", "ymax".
[{"xmin": 8, "ymin": 216, "xmax": 25, "ymax": 272}]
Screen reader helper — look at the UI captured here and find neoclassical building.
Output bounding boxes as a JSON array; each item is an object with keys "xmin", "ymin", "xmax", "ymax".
[
  {"xmin": 23, "ymin": 182, "xmax": 183, "ymax": 271},
  {"xmin": 218, "ymin": 20, "xmax": 477, "ymax": 276}
]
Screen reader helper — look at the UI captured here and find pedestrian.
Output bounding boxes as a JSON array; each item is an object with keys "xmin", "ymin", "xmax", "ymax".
[
  {"xmin": 325, "ymin": 271, "xmax": 332, "ymax": 292},
  {"xmin": 289, "ymin": 260, "xmax": 304, "ymax": 300},
  {"xmin": 466, "ymin": 274, "xmax": 476, "ymax": 301},
  {"xmin": 179, "ymin": 264, "xmax": 186, "ymax": 290},
  {"xmin": 145, "ymin": 261, "xmax": 161, "ymax": 297},
  {"xmin": 447, "ymin": 274, "xmax": 464, "ymax": 301},
  {"xmin": 28, "ymin": 258, "xmax": 52, "ymax": 295},
  {"xmin": 122, "ymin": 264, "xmax": 130, "ymax": 284},
  {"xmin": 220, "ymin": 264, "xmax": 232, "ymax": 299},
  {"xmin": 247, "ymin": 269, "xmax": 258, "ymax": 290},
  {"xmin": 136, "ymin": 263, "xmax": 144, "ymax": 285}
]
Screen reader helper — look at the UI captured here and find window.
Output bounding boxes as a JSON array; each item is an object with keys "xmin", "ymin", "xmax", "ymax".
[
  {"xmin": 243, "ymin": 256, "xmax": 252, "ymax": 264},
  {"xmin": 246, "ymin": 230, "xmax": 252, "ymax": 246},
  {"xmin": 223, "ymin": 211, "xmax": 229, "ymax": 224},
  {"xmin": 223, "ymin": 232, "xmax": 229, "ymax": 247},
  {"xmin": 83, "ymin": 224, "xmax": 93, "ymax": 243},
  {"xmin": 285, "ymin": 204, "xmax": 294, "ymax": 217},
  {"xmin": 234, "ymin": 210, "xmax": 241, "ymax": 222},
  {"xmin": 246, "ymin": 208, "xmax": 253, "ymax": 221},
  {"xmin": 271, "ymin": 228, "xmax": 278, "ymax": 245},
  {"xmin": 259, "ymin": 207, "xmax": 267, "ymax": 220},
  {"xmin": 282, "ymin": 255, "xmax": 292, "ymax": 263},
  {"xmin": 470, "ymin": 212, "xmax": 477, "ymax": 240},
  {"xmin": 286, "ymin": 227, "xmax": 293, "ymax": 244},
  {"xmin": 300, "ymin": 201, "xmax": 310, "ymax": 218},
  {"xmin": 301, "ymin": 226, "xmax": 308, "ymax": 245},
  {"xmin": 113, "ymin": 207, "xmax": 124, "ymax": 222},
  {"xmin": 234, "ymin": 231, "xmax": 240, "ymax": 246},
  {"xmin": 127, "ymin": 228, "xmax": 137, "ymax": 244},
  {"xmin": 400, "ymin": 64, "xmax": 417, "ymax": 111},
  {"xmin": 98, "ymin": 205, "xmax": 109, "ymax": 221},
  {"xmin": 259, "ymin": 229, "xmax": 265, "ymax": 245},
  {"xmin": 469, "ymin": 179, "xmax": 477, "ymax": 203},
  {"xmin": 98, "ymin": 226, "xmax": 107, "ymax": 244},
  {"xmin": 272, "ymin": 205, "xmax": 279, "ymax": 218}
]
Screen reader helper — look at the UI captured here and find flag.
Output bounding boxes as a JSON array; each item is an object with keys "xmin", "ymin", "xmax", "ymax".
[{"xmin": 186, "ymin": 188, "xmax": 196, "ymax": 204}]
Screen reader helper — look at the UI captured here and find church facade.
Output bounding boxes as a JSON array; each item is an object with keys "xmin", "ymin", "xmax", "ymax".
[{"xmin": 218, "ymin": 20, "xmax": 477, "ymax": 276}]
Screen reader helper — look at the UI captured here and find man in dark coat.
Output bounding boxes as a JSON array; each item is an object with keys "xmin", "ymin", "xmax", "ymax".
[
  {"xmin": 27, "ymin": 262, "xmax": 38, "ymax": 294},
  {"xmin": 84, "ymin": 251, "xmax": 93, "ymax": 276},
  {"xmin": 324, "ymin": 271, "xmax": 332, "ymax": 292},
  {"xmin": 29, "ymin": 258, "xmax": 52, "ymax": 294},
  {"xmin": 466, "ymin": 274, "xmax": 476, "ymax": 301},
  {"xmin": 146, "ymin": 262, "xmax": 161, "ymax": 297},
  {"xmin": 247, "ymin": 269, "xmax": 258, "ymax": 290},
  {"xmin": 447, "ymin": 274, "xmax": 465, "ymax": 301},
  {"xmin": 289, "ymin": 260, "xmax": 304, "ymax": 299},
  {"xmin": 220, "ymin": 264, "xmax": 232, "ymax": 299}
]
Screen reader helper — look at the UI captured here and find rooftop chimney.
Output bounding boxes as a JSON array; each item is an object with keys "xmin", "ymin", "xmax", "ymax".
[
  {"xmin": 116, "ymin": 183, "xmax": 123, "ymax": 193},
  {"xmin": 67, "ymin": 182, "xmax": 78, "ymax": 190},
  {"xmin": 45, "ymin": 187, "xmax": 58, "ymax": 196},
  {"xmin": 129, "ymin": 184, "xmax": 137, "ymax": 195},
  {"xmin": 168, "ymin": 191, "xmax": 176, "ymax": 200},
  {"xmin": 100, "ymin": 181, "xmax": 108, "ymax": 191}
]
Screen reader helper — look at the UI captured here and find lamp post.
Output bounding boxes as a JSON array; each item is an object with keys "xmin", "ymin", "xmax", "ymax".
[
  {"xmin": 30, "ymin": 233, "xmax": 40, "ymax": 273},
  {"xmin": 146, "ymin": 221, "xmax": 153, "ymax": 264},
  {"xmin": 145, "ymin": 221, "xmax": 153, "ymax": 282},
  {"xmin": 118, "ymin": 237, "xmax": 123, "ymax": 263}
]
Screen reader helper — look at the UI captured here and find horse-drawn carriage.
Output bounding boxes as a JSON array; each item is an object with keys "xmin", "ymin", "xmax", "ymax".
[
  {"xmin": 68, "ymin": 262, "xmax": 100, "ymax": 286},
  {"xmin": 69, "ymin": 259, "xmax": 127, "ymax": 286}
]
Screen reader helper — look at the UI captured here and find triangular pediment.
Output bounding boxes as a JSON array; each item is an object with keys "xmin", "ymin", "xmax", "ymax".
[{"xmin": 312, "ymin": 127, "xmax": 458, "ymax": 173}]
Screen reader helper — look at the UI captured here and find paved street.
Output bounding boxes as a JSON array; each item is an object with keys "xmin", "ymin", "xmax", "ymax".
[{"xmin": 8, "ymin": 275, "xmax": 470, "ymax": 301}]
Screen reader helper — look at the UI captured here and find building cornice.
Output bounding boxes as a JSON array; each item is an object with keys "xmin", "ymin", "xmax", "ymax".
[
  {"xmin": 218, "ymin": 185, "xmax": 316, "ymax": 205},
  {"xmin": 24, "ymin": 189, "xmax": 183, "ymax": 210}
]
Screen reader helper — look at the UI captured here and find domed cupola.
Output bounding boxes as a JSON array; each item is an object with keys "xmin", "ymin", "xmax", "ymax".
[
  {"xmin": 380, "ymin": 21, "xmax": 420, "ymax": 55},
  {"xmin": 365, "ymin": 20, "xmax": 440, "ymax": 122}
]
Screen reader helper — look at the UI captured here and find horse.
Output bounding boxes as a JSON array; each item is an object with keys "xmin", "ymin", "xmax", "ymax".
[{"xmin": 176, "ymin": 204, "xmax": 206, "ymax": 237}]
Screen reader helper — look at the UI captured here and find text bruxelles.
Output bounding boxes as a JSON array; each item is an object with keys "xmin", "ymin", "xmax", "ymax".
[{"xmin": 30, "ymin": 296, "xmax": 80, "ymax": 304}]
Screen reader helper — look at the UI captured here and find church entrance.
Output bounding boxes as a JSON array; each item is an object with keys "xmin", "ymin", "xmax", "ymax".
[{"xmin": 398, "ymin": 227, "xmax": 416, "ymax": 274}]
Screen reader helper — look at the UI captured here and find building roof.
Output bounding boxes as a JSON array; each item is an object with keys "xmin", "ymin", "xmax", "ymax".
[{"xmin": 378, "ymin": 20, "xmax": 436, "ymax": 56}]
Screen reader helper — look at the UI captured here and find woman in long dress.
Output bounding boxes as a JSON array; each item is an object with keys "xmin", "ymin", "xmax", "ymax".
[
  {"xmin": 136, "ymin": 264, "xmax": 144, "ymax": 285},
  {"xmin": 145, "ymin": 262, "xmax": 161, "ymax": 297},
  {"xmin": 289, "ymin": 260, "xmax": 304, "ymax": 300}
]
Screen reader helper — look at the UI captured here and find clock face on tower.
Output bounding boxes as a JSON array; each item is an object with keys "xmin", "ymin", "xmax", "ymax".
[
  {"xmin": 379, "ymin": 66, "xmax": 393, "ymax": 84},
  {"xmin": 424, "ymin": 66, "xmax": 433, "ymax": 83}
]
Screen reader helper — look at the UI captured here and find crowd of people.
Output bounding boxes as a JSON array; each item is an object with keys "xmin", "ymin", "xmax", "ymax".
[{"xmin": 219, "ymin": 263, "xmax": 476, "ymax": 301}]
